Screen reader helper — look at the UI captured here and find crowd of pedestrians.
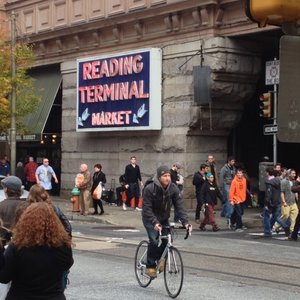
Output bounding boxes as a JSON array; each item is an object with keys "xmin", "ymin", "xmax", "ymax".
[
  {"xmin": 192, "ymin": 155, "xmax": 300, "ymax": 238},
  {"xmin": 263, "ymin": 167, "xmax": 300, "ymax": 239},
  {"xmin": 2, "ymin": 153, "xmax": 300, "ymax": 239},
  {"xmin": 0, "ymin": 175, "xmax": 73, "ymax": 299},
  {"xmin": 61, "ymin": 153, "xmax": 299, "ymax": 241},
  {"xmin": 192, "ymin": 155, "xmax": 250, "ymax": 233},
  {"xmin": 0, "ymin": 151, "xmax": 299, "ymax": 296}
]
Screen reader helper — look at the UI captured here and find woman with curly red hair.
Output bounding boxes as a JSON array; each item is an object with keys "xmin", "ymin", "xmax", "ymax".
[
  {"xmin": 0, "ymin": 202, "xmax": 73, "ymax": 300},
  {"xmin": 25, "ymin": 184, "xmax": 72, "ymax": 236}
]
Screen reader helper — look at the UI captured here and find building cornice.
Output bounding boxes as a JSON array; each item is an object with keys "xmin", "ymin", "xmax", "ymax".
[{"xmin": 1, "ymin": 0, "xmax": 274, "ymax": 65}]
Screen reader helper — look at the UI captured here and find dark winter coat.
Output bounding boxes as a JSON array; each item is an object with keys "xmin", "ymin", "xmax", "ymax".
[
  {"xmin": 200, "ymin": 181, "xmax": 223, "ymax": 205},
  {"xmin": 142, "ymin": 176, "xmax": 188, "ymax": 226},
  {"xmin": 124, "ymin": 164, "xmax": 141, "ymax": 184},
  {"xmin": 291, "ymin": 182, "xmax": 300, "ymax": 193},
  {"xmin": 15, "ymin": 167, "xmax": 25, "ymax": 185},
  {"xmin": 192, "ymin": 171, "xmax": 206, "ymax": 196},
  {"xmin": 219, "ymin": 164, "xmax": 236, "ymax": 188},
  {"xmin": 0, "ymin": 244, "xmax": 73, "ymax": 300},
  {"xmin": 91, "ymin": 171, "xmax": 106, "ymax": 194},
  {"xmin": 170, "ymin": 169, "xmax": 178, "ymax": 184},
  {"xmin": 0, "ymin": 197, "xmax": 25, "ymax": 229},
  {"xmin": 53, "ymin": 206, "xmax": 72, "ymax": 236},
  {"xmin": 264, "ymin": 176, "xmax": 281, "ymax": 208}
]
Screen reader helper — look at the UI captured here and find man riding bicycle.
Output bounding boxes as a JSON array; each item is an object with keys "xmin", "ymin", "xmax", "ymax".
[{"xmin": 142, "ymin": 165, "xmax": 192, "ymax": 278}]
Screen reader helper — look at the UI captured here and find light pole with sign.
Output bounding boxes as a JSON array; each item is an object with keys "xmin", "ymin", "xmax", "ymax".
[{"xmin": 265, "ymin": 58, "xmax": 279, "ymax": 164}]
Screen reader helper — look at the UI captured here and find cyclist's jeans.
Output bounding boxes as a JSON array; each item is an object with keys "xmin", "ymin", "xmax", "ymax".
[{"xmin": 143, "ymin": 219, "xmax": 168, "ymax": 268}]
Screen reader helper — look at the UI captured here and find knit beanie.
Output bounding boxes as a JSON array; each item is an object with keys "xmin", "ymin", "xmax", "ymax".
[{"xmin": 157, "ymin": 165, "xmax": 171, "ymax": 178}]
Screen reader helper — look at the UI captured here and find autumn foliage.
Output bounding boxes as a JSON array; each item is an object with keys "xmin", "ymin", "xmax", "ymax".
[{"xmin": 0, "ymin": 26, "xmax": 39, "ymax": 134}]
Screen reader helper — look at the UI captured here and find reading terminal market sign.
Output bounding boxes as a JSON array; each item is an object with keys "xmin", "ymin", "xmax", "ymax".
[{"xmin": 76, "ymin": 48, "xmax": 162, "ymax": 132}]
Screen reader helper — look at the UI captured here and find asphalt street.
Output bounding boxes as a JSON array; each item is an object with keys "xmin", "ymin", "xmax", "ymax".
[
  {"xmin": 66, "ymin": 223, "xmax": 300, "ymax": 300},
  {"xmin": 51, "ymin": 197, "xmax": 300, "ymax": 299}
]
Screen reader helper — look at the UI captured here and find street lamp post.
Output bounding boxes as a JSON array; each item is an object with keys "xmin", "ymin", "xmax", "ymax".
[{"xmin": 10, "ymin": 10, "xmax": 16, "ymax": 175}]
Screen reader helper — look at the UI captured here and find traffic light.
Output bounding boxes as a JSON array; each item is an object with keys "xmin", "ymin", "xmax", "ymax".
[
  {"xmin": 259, "ymin": 92, "xmax": 272, "ymax": 118},
  {"xmin": 245, "ymin": 0, "xmax": 300, "ymax": 27}
]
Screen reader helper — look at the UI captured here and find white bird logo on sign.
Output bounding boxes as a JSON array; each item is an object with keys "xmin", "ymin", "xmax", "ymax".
[
  {"xmin": 133, "ymin": 104, "xmax": 148, "ymax": 124},
  {"xmin": 78, "ymin": 108, "xmax": 90, "ymax": 126}
]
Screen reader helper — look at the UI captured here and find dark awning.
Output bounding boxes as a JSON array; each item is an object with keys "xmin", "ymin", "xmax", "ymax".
[{"xmin": 21, "ymin": 68, "xmax": 62, "ymax": 141}]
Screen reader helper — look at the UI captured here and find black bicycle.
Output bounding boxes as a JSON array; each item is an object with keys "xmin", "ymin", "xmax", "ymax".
[{"xmin": 134, "ymin": 224, "xmax": 191, "ymax": 298}]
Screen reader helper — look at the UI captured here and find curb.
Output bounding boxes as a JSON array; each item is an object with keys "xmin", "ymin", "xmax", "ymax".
[{"xmin": 52, "ymin": 197, "xmax": 263, "ymax": 230}]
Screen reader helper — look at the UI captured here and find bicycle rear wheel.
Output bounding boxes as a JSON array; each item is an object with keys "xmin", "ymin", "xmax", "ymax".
[
  {"xmin": 134, "ymin": 240, "xmax": 152, "ymax": 288},
  {"xmin": 164, "ymin": 246, "xmax": 184, "ymax": 298}
]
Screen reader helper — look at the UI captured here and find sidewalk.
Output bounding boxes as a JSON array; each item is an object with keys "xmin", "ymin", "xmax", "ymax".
[{"xmin": 52, "ymin": 197, "xmax": 263, "ymax": 231}]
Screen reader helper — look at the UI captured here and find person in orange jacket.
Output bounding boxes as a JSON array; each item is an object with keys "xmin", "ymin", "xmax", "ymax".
[{"xmin": 229, "ymin": 169, "xmax": 248, "ymax": 232}]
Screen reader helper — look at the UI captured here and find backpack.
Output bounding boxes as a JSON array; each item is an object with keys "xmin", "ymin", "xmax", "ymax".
[
  {"xmin": 265, "ymin": 183, "xmax": 279, "ymax": 207},
  {"xmin": 142, "ymin": 178, "xmax": 154, "ymax": 197},
  {"xmin": 119, "ymin": 174, "xmax": 126, "ymax": 184}
]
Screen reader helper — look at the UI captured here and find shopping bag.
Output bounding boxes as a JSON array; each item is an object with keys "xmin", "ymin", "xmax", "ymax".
[{"xmin": 92, "ymin": 182, "xmax": 103, "ymax": 200}]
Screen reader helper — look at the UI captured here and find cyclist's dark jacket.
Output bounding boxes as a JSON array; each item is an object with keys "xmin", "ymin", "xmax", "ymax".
[{"xmin": 142, "ymin": 176, "xmax": 188, "ymax": 226}]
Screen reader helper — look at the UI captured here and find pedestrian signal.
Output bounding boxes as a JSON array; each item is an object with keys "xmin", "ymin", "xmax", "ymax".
[{"xmin": 259, "ymin": 92, "xmax": 272, "ymax": 118}]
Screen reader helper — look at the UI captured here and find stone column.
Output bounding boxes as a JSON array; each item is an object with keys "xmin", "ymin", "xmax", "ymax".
[{"xmin": 162, "ymin": 37, "xmax": 261, "ymax": 207}]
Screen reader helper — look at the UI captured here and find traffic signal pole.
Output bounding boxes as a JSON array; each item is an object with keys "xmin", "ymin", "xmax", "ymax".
[
  {"xmin": 273, "ymin": 81, "xmax": 277, "ymax": 164},
  {"xmin": 263, "ymin": 58, "xmax": 279, "ymax": 164}
]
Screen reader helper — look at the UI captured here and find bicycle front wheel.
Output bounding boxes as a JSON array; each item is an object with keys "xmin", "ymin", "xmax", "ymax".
[
  {"xmin": 164, "ymin": 246, "xmax": 184, "ymax": 298},
  {"xmin": 134, "ymin": 240, "xmax": 152, "ymax": 288}
]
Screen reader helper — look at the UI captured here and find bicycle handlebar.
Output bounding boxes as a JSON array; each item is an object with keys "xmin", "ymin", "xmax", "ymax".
[{"xmin": 158, "ymin": 224, "xmax": 192, "ymax": 242}]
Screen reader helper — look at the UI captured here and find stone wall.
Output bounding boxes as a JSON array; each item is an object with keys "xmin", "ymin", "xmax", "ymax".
[{"xmin": 60, "ymin": 36, "xmax": 261, "ymax": 208}]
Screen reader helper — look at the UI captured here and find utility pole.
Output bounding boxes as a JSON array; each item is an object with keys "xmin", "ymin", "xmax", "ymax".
[
  {"xmin": 264, "ymin": 58, "xmax": 279, "ymax": 164},
  {"xmin": 273, "ymin": 60, "xmax": 278, "ymax": 164},
  {"xmin": 10, "ymin": 10, "xmax": 16, "ymax": 175}
]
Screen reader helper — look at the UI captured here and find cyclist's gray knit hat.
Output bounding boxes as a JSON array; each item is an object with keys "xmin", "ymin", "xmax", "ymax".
[{"xmin": 157, "ymin": 165, "xmax": 171, "ymax": 178}]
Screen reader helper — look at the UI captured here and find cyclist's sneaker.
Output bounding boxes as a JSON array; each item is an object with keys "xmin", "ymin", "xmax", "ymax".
[
  {"xmin": 122, "ymin": 203, "xmax": 127, "ymax": 211},
  {"xmin": 158, "ymin": 259, "xmax": 165, "ymax": 273},
  {"xmin": 145, "ymin": 267, "xmax": 157, "ymax": 278},
  {"xmin": 135, "ymin": 207, "xmax": 142, "ymax": 211},
  {"xmin": 235, "ymin": 228, "xmax": 244, "ymax": 233}
]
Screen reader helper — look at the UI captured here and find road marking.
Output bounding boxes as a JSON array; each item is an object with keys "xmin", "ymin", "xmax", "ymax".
[
  {"xmin": 248, "ymin": 232, "xmax": 288, "ymax": 240},
  {"xmin": 113, "ymin": 229, "xmax": 140, "ymax": 232},
  {"xmin": 74, "ymin": 239, "xmax": 120, "ymax": 250}
]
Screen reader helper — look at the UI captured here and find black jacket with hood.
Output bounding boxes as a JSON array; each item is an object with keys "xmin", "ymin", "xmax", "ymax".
[
  {"xmin": 142, "ymin": 175, "xmax": 188, "ymax": 226},
  {"xmin": 200, "ymin": 180, "xmax": 223, "ymax": 205},
  {"xmin": 264, "ymin": 176, "xmax": 281, "ymax": 208},
  {"xmin": 192, "ymin": 171, "xmax": 206, "ymax": 196}
]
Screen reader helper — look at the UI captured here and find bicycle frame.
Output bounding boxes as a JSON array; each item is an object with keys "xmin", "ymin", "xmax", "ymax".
[
  {"xmin": 158, "ymin": 229, "xmax": 174, "ymax": 270},
  {"xmin": 135, "ymin": 224, "xmax": 190, "ymax": 298}
]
